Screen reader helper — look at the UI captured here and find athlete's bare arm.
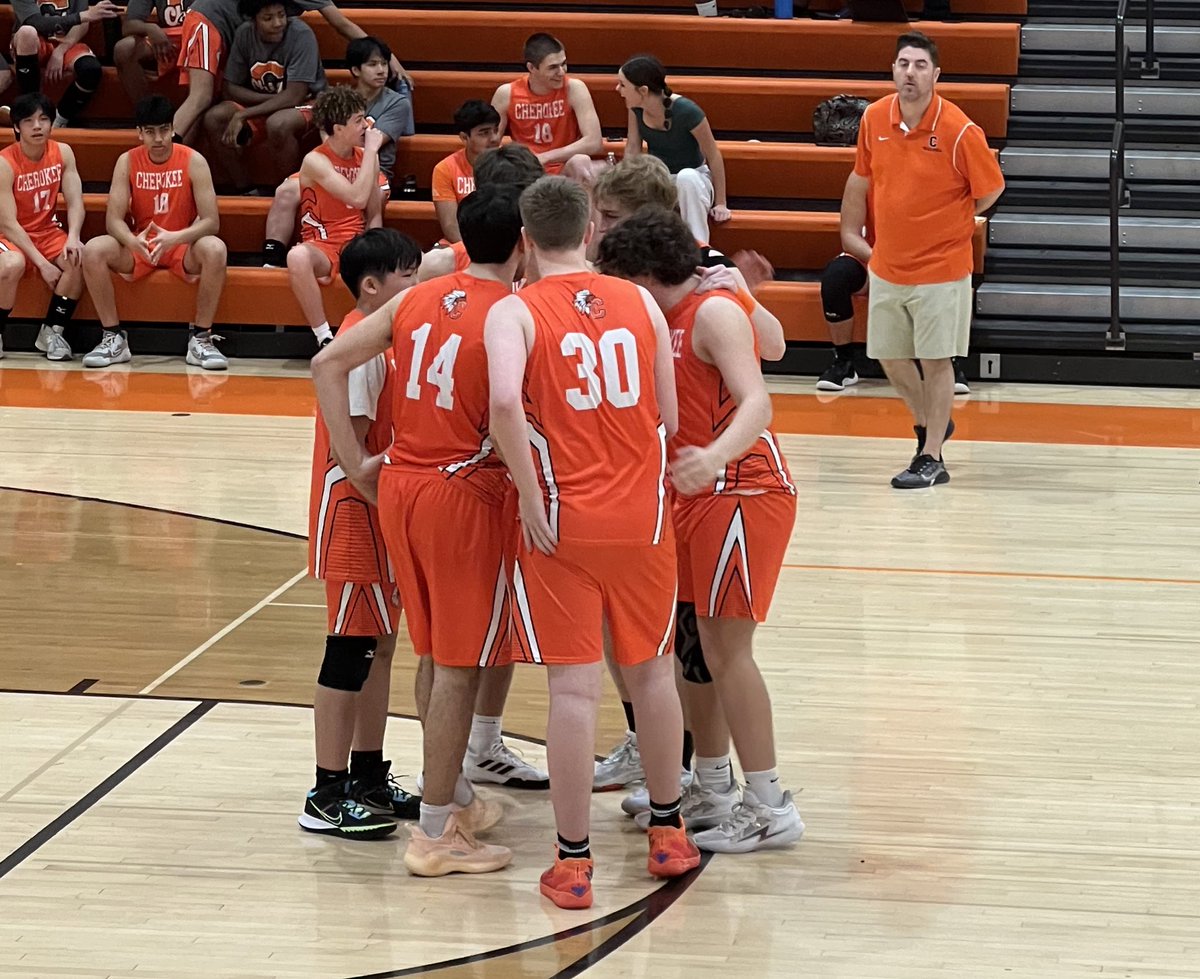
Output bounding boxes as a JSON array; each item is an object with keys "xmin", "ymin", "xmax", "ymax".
[
  {"xmin": 490, "ymin": 83, "xmax": 512, "ymax": 140},
  {"xmin": 365, "ymin": 179, "xmax": 383, "ymax": 230},
  {"xmin": 184, "ymin": 151, "xmax": 221, "ymax": 242},
  {"xmin": 103, "ymin": 152, "xmax": 151, "ymax": 260},
  {"xmin": 639, "ymin": 285, "xmax": 678, "ymax": 439},
  {"xmin": 59, "ymin": 143, "xmax": 85, "ymax": 266},
  {"xmin": 536, "ymin": 78, "xmax": 603, "ymax": 167},
  {"xmin": 434, "ymin": 200, "xmax": 459, "ymax": 243},
  {"xmin": 839, "ymin": 172, "xmax": 872, "ymax": 265},
  {"xmin": 302, "ymin": 128, "xmax": 383, "ymax": 210},
  {"xmin": 623, "ymin": 108, "xmax": 641, "ymax": 158},
  {"xmin": 691, "ymin": 117, "xmax": 729, "ymax": 220},
  {"xmin": 0, "ymin": 157, "xmax": 59, "ymax": 286},
  {"xmin": 417, "ymin": 246, "xmax": 457, "ymax": 283}
]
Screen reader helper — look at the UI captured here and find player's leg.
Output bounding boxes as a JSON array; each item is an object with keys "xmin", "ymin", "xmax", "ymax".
[
  {"xmin": 594, "ymin": 621, "xmax": 644, "ymax": 791},
  {"xmin": 174, "ymin": 68, "xmax": 215, "ymax": 145},
  {"xmin": 81, "ymin": 235, "xmax": 134, "ymax": 368},
  {"xmin": 12, "ymin": 27, "xmax": 41, "ymax": 95},
  {"xmin": 54, "ymin": 48, "xmax": 102, "ymax": 127},
  {"xmin": 816, "ymin": 254, "xmax": 868, "ymax": 392},
  {"xmin": 183, "ymin": 235, "xmax": 230, "ymax": 370},
  {"xmin": 264, "ymin": 108, "xmax": 307, "ymax": 186},
  {"xmin": 114, "ymin": 36, "xmax": 155, "ymax": 107},
  {"xmin": 0, "ymin": 246, "xmax": 25, "ymax": 357},
  {"xmin": 286, "ymin": 242, "xmax": 335, "ymax": 342},
  {"xmin": 262, "ymin": 175, "xmax": 300, "ymax": 267},
  {"xmin": 911, "ymin": 276, "xmax": 971, "ymax": 467},
  {"xmin": 35, "ymin": 235, "xmax": 85, "ymax": 361},
  {"xmin": 464, "ymin": 664, "xmax": 550, "ymax": 789},
  {"xmin": 674, "ymin": 166, "xmax": 715, "ymax": 244}
]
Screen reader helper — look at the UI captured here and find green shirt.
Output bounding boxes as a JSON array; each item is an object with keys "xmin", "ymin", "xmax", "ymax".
[{"xmin": 633, "ymin": 96, "xmax": 706, "ymax": 174}]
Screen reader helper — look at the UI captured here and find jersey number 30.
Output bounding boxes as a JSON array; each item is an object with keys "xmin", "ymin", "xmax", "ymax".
[{"xmin": 561, "ymin": 329, "xmax": 640, "ymax": 411}]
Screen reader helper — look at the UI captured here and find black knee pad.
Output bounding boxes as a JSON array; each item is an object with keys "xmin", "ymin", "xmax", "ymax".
[
  {"xmin": 72, "ymin": 56, "xmax": 102, "ymax": 91},
  {"xmin": 820, "ymin": 254, "xmax": 868, "ymax": 324},
  {"xmin": 317, "ymin": 634, "xmax": 377, "ymax": 692},
  {"xmin": 674, "ymin": 602, "xmax": 712, "ymax": 685}
]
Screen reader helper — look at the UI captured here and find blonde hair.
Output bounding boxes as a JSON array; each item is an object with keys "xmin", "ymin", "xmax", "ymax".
[
  {"xmin": 593, "ymin": 155, "xmax": 678, "ymax": 215},
  {"xmin": 519, "ymin": 176, "xmax": 591, "ymax": 250}
]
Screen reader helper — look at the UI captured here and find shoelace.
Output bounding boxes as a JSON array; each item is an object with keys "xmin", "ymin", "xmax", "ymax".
[
  {"xmin": 338, "ymin": 798, "xmax": 374, "ymax": 819},
  {"xmin": 604, "ymin": 737, "xmax": 637, "ymax": 766},
  {"xmin": 489, "ymin": 739, "xmax": 531, "ymax": 767},
  {"xmin": 194, "ymin": 334, "xmax": 225, "ymax": 356},
  {"xmin": 99, "ymin": 333, "xmax": 123, "ymax": 354},
  {"xmin": 715, "ymin": 801, "xmax": 760, "ymax": 834},
  {"xmin": 382, "ymin": 773, "xmax": 416, "ymax": 800}
]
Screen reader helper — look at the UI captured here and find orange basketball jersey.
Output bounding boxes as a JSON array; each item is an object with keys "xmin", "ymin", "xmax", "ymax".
[
  {"xmin": 299, "ymin": 143, "xmax": 366, "ymax": 248},
  {"xmin": 1, "ymin": 139, "xmax": 64, "ymax": 236},
  {"xmin": 506, "ymin": 76, "xmax": 580, "ymax": 159},
  {"xmin": 668, "ymin": 290, "xmax": 795, "ymax": 496},
  {"xmin": 518, "ymin": 272, "xmax": 668, "ymax": 545},
  {"xmin": 127, "ymin": 144, "xmax": 197, "ymax": 234},
  {"xmin": 385, "ymin": 272, "xmax": 511, "ymax": 500},
  {"xmin": 308, "ymin": 309, "xmax": 396, "ymax": 583}
]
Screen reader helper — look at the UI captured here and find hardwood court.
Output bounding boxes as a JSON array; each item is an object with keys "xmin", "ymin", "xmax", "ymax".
[{"xmin": 1, "ymin": 357, "xmax": 1199, "ymax": 978}]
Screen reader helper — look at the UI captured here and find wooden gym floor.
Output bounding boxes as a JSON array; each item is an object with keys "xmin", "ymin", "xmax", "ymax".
[{"xmin": 1, "ymin": 353, "xmax": 1198, "ymax": 978}]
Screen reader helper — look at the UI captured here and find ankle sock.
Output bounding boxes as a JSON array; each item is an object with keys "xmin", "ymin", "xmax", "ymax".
[
  {"xmin": 695, "ymin": 755, "xmax": 733, "ymax": 791},
  {"xmin": 349, "ymin": 749, "xmax": 385, "ymax": 782},
  {"xmin": 745, "ymin": 768, "xmax": 785, "ymax": 807},
  {"xmin": 313, "ymin": 321, "xmax": 333, "ymax": 344},
  {"xmin": 419, "ymin": 801, "xmax": 453, "ymax": 838},
  {"xmin": 453, "ymin": 772, "xmax": 475, "ymax": 808},
  {"xmin": 621, "ymin": 700, "xmax": 636, "ymax": 732},
  {"xmin": 262, "ymin": 238, "xmax": 286, "ymax": 266},
  {"xmin": 469, "ymin": 714, "xmax": 502, "ymax": 754},
  {"xmin": 314, "ymin": 766, "xmax": 348, "ymax": 791},
  {"xmin": 557, "ymin": 834, "xmax": 591, "ymax": 860},
  {"xmin": 648, "ymin": 796, "xmax": 683, "ymax": 829}
]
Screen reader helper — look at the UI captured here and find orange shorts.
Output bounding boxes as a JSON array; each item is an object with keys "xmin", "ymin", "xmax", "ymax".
[
  {"xmin": 325, "ymin": 580, "xmax": 401, "ymax": 637},
  {"xmin": 674, "ymin": 491, "xmax": 796, "ymax": 621},
  {"xmin": 378, "ymin": 468, "xmax": 512, "ymax": 668},
  {"xmin": 177, "ymin": 11, "xmax": 224, "ymax": 77},
  {"xmin": 300, "ymin": 238, "xmax": 346, "ymax": 284},
  {"xmin": 153, "ymin": 27, "xmax": 186, "ymax": 76},
  {"xmin": 510, "ymin": 529, "xmax": 678, "ymax": 667},
  {"xmin": 14, "ymin": 226, "xmax": 68, "ymax": 274},
  {"xmin": 17, "ymin": 39, "xmax": 92, "ymax": 69},
  {"xmin": 122, "ymin": 242, "xmax": 198, "ymax": 283}
]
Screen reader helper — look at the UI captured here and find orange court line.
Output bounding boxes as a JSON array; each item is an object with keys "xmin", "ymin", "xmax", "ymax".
[
  {"xmin": 782, "ymin": 562, "xmax": 1200, "ymax": 588},
  {"xmin": 1, "ymin": 367, "xmax": 1198, "ymax": 449}
]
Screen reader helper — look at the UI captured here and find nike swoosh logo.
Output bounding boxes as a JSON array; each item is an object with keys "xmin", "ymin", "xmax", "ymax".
[
  {"xmin": 320, "ymin": 809, "xmax": 343, "ymax": 826},
  {"xmin": 877, "ymin": 136, "xmax": 889, "ymax": 141}
]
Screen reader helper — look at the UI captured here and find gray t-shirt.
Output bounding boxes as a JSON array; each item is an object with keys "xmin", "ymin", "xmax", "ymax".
[
  {"xmin": 189, "ymin": 0, "xmax": 243, "ymax": 46},
  {"xmin": 634, "ymin": 96, "xmax": 707, "ymax": 174},
  {"xmin": 125, "ymin": 0, "xmax": 194, "ymax": 29},
  {"xmin": 12, "ymin": 0, "xmax": 89, "ymax": 35},
  {"xmin": 226, "ymin": 18, "xmax": 326, "ymax": 97},
  {"xmin": 366, "ymin": 86, "xmax": 413, "ymax": 180},
  {"xmin": 283, "ymin": 0, "xmax": 333, "ymax": 11}
]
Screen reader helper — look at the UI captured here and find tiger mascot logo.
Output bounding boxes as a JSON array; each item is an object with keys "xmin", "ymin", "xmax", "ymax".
[
  {"xmin": 572, "ymin": 290, "xmax": 605, "ymax": 319},
  {"xmin": 250, "ymin": 60, "xmax": 286, "ymax": 94},
  {"xmin": 441, "ymin": 289, "xmax": 468, "ymax": 320}
]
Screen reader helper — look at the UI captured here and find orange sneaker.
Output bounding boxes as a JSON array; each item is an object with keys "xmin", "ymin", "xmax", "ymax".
[
  {"xmin": 646, "ymin": 824, "xmax": 701, "ymax": 878},
  {"xmin": 403, "ymin": 813, "xmax": 512, "ymax": 877},
  {"xmin": 539, "ymin": 855, "xmax": 594, "ymax": 909}
]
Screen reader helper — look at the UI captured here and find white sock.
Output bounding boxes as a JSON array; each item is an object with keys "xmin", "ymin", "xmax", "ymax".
[
  {"xmin": 744, "ymin": 768, "xmax": 785, "ymax": 808},
  {"xmin": 419, "ymin": 801, "xmax": 453, "ymax": 838},
  {"xmin": 469, "ymin": 714, "xmax": 502, "ymax": 754},
  {"xmin": 453, "ymin": 772, "xmax": 475, "ymax": 808},
  {"xmin": 695, "ymin": 755, "xmax": 733, "ymax": 791},
  {"xmin": 313, "ymin": 322, "xmax": 333, "ymax": 343}
]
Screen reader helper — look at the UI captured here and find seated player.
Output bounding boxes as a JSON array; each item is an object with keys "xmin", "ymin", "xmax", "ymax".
[
  {"xmin": 203, "ymin": 0, "xmax": 326, "ymax": 192},
  {"xmin": 10, "ymin": 0, "xmax": 121, "ymax": 127},
  {"xmin": 261, "ymin": 35, "xmax": 411, "ymax": 268},
  {"xmin": 0, "ymin": 94, "xmax": 88, "ymax": 362},
  {"xmin": 288, "ymin": 86, "xmax": 384, "ymax": 346},
  {"xmin": 491, "ymin": 33, "xmax": 603, "ymax": 180},
  {"xmin": 431, "ymin": 100, "xmax": 501, "ymax": 244},
  {"xmin": 81, "ymin": 95, "xmax": 229, "ymax": 371},
  {"xmin": 115, "ymin": 0, "xmax": 192, "ymax": 108},
  {"xmin": 598, "ymin": 206, "xmax": 805, "ymax": 854},
  {"xmin": 300, "ymin": 226, "xmax": 424, "ymax": 840}
]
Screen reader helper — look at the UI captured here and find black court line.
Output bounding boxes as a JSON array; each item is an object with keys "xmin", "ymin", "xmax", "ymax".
[
  {"xmin": 67, "ymin": 678, "xmax": 99, "ymax": 694},
  {"xmin": 0, "ymin": 700, "xmax": 216, "ymax": 880}
]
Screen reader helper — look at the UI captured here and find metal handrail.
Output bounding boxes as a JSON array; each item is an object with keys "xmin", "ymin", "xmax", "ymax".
[{"xmin": 1109, "ymin": 0, "xmax": 1130, "ymax": 349}]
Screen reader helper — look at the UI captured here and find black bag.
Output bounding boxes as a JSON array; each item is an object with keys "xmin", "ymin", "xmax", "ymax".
[{"xmin": 813, "ymin": 95, "xmax": 870, "ymax": 146}]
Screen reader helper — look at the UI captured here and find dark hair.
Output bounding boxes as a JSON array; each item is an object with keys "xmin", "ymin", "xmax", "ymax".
[
  {"xmin": 596, "ymin": 206, "xmax": 700, "ymax": 286},
  {"xmin": 313, "ymin": 85, "xmax": 367, "ymax": 135},
  {"xmin": 339, "ymin": 228, "xmax": 422, "ymax": 299},
  {"xmin": 238, "ymin": 0, "xmax": 285, "ymax": 18},
  {"xmin": 474, "ymin": 144, "xmax": 544, "ymax": 192},
  {"xmin": 346, "ymin": 35, "xmax": 393, "ymax": 72},
  {"xmin": 520, "ymin": 176, "xmax": 591, "ymax": 251},
  {"xmin": 134, "ymin": 94, "xmax": 174, "ymax": 128},
  {"xmin": 453, "ymin": 99, "xmax": 501, "ymax": 136},
  {"xmin": 895, "ymin": 30, "xmax": 939, "ymax": 67},
  {"xmin": 11, "ymin": 93, "xmax": 55, "ymax": 130},
  {"xmin": 620, "ymin": 54, "xmax": 673, "ymax": 131},
  {"xmin": 523, "ymin": 32, "xmax": 564, "ymax": 69},
  {"xmin": 458, "ymin": 185, "xmax": 523, "ymax": 265}
]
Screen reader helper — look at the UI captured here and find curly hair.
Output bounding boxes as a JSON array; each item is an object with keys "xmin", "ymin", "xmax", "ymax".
[
  {"xmin": 596, "ymin": 206, "xmax": 700, "ymax": 286},
  {"xmin": 313, "ymin": 86, "xmax": 368, "ymax": 136}
]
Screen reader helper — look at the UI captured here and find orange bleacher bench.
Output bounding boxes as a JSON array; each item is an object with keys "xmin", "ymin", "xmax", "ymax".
[{"xmin": 391, "ymin": 0, "xmax": 1028, "ymax": 13}]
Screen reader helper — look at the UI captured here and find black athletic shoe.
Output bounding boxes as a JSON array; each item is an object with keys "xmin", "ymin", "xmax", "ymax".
[
  {"xmin": 816, "ymin": 357, "xmax": 859, "ymax": 392},
  {"xmin": 353, "ymin": 761, "xmax": 422, "ymax": 820},
  {"xmin": 953, "ymin": 359, "xmax": 970, "ymax": 395},
  {"xmin": 298, "ymin": 780, "xmax": 397, "ymax": 839},
  {"xmin": 891, "ymin": 454, "xmax": 950, "ymax": 489},
  {"xmin": 318, "ymin": 337, "xmax": 333, "ymax": 349}
]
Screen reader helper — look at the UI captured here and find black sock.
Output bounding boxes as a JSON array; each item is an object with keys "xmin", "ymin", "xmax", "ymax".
[
  {"xmin": 350, "ymin": 749, "xmax": 386, "ymax": 782},
  {"xmin": 189, "ymin": 325, "xmax": 211, "ymax": 338},
  {"xmin": 833, "ymin": 342, "xmax": 854, "ymax": 362},
  {"xmin": 914, "ymin": 424, "xmax": 927, "ymax": 455},
  {"xmin": 557, "ymin": 834, "xmax": 591, "ymax": 860},
  {"xmin": 648, "ymin": 796, "xmax": 683, "ymax": 829},
  {"xmin": 0, "ymin": 307, "xmax": 11, "ymax": 331},
  {"xmin": 621, "ymin": 700, "xmax": 636, "ymax": 733},
  {"xmin": 15, "ymin": 55, "xmax": 39, "ymax": 95},
  {"xmin": 315, "ymin": 766, "xmax": 348, "ymax": 791},
  {"xmin": 56, "ymin": 82, "xmax": 94, "ymax": 124},
  {"xmin": 262, "ymin": 238, "xmax": 286, "ymax": 266},
  {"xmin": 44, "ymin": 294, "xmax": 79, "ymax": 331},
  {"xmin": 681, "ymin": 730, "xmax": 694, "ymax": 771}
]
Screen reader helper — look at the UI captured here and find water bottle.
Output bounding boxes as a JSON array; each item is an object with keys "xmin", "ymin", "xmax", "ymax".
[{"xmin": 775, "ymin": 0, "xmax": 793, "ymax": 17}]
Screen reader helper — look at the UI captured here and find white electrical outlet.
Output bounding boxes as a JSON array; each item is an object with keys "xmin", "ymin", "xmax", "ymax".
[{"xmin": 980, "ymin": 353, "xmax": 1001, "ymax": 379}]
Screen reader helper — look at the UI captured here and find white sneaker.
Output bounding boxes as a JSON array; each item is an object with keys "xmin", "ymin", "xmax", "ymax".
[
  {"xmin": 37, "ymin": 325, "xmax": 72, "ymax": 361},
  {"xmin": 634, "ymin": 776, "xmax": 738, "ymax": 831},
  {"xmin": 594, "ymin": 731, "xmax": 643, "ymax": 791},
  {"xmin": 691, "ymin": 788, "xmax": 804, "ymax": 853},
  {"xmin": 83, "ymin": 330, "xmax": 131, "ymax": 368},
  {"xmin": 621, "ymin": 768, "xmax": 694, "ymax": 816},
  {"xmin": 464, "ymin": 738, "xmax": 549, "ymax": 789},
  {"xmin": 186, "ymin": 332, "xmax": 228, "ymax": 370}
]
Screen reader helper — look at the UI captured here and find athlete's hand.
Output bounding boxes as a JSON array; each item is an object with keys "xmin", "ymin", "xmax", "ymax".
[
  {"xmin": 694, "ymin": 263, "xmax": 739, "ymax": 295},
  {"xmin": 83, "ymin": 1, "xmax": 123, "ymax": 22},
  {"xmin": 147, "ymin": 24, "xmax": 178, "ymax": 62},
  {"xmin": 363, "ymin": 127, "xmax": 385, "ymax": 155},
  {"xmin": 731, "ymin": 249, "xmax": 774, "ymax": 292},
  {"xmin": 131, "ymin": 226, "xmax": 155, "ymax": 264},
  {"xmin": 348, "ymin": 452, "xmax": 385, "ymax": 506},
  {"xmin": 670, "ymin": 445, "xmax": 720, "ymax": 497},
  {"xmin": 222, "ymin": 112, "xmax": 247, "ymax": 147},
  {"xmin": 709, "ymin": 203, "xmax": 732, "ymax": 223},
  {"xmin": 45, "ymin": 47, "xmax": 67, "ymax": 85},
  {"xmin": 62, "ymin": 236, "xmax": 83, "ymax": 269},
  {"xmin": 38, "ymin": 261, "xmax": 62, "ymax": 290},
  {"xmin": 148, "ymin": 227, "xmax": 184, "ymax": 264},
  {"xmin": 519, "ymin": 493, "xmax": 557, "ymax": 556}
]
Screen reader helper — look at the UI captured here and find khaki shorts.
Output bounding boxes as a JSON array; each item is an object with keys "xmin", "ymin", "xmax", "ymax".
[{"xmin": 866, "ymin": 272, "xmax": 972, "ymax": 361}]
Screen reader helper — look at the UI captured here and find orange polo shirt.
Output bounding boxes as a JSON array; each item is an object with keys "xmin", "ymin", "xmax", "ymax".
[{"xmin": 853, "ymin": 94, "xmax": 1004, "ymax": 286}]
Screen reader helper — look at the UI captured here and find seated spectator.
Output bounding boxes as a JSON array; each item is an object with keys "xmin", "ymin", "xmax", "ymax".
[
  {"xmin": 288, "ymin": 86, "xmax": 385, "ymax": 345},
  {"xmin": 0, "ymin": 94, "xmax": 88, "ymax": 361},
  {"xmin": 491, "ymin": 33, "xmax": 602, "ymax": 178},
  {"xmin": 203, "ymin": 0, "xmax": 326, "ymax": 192},
  {"xmin": 432, "ymin": 100, "xmax": 502, "ymax": 243},
  {"xmin": 81, "ymin": 95, "xmax": 229, "ymax": 371},
  {"xmin": 261, "ymin": 35, "xmax": 411, "ymax": 266},
  {"xmin": 618, "ymin": 54, "xmax": 731, "ymax": 245},
  {"xmin": 10, "ymin": 0, "xmax": 121, "ymax": 127},
  {"xmin": 115, "ymin": 0, "xmax": 192, "ymax": 108}
]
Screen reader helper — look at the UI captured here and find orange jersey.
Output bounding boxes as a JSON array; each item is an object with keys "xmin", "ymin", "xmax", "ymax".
[
  {"xmin": 518, "ymin": 272, "xmax": 668, "ymax": 545},
  {"xmin": 385, "ymin": 272, "xmax": 511, "ymax": 499},
  {"xmin": 299, "ymin": 143, "xmax": 366, "ymax": 248},
  {"xmin": 127, "ymin": 144, "xmax": 197, "ymax": 234},
  {"xmin": 1, "ymin": 139, "xmax": 64, "ymax": 237},
  {"xmin": 668, "ymin": 290, "xmax": 794, "ymax": 496},
  {"xmin": 506, "ymin": 75, "xmax": 580, "ymax": 157},
  {"xmin": 308, "ymin": 309, "xmax": 397, "ymax": 582},
  {"xmin": 431, "ymin": 149, "xmax": 476, "ymax": 203}
]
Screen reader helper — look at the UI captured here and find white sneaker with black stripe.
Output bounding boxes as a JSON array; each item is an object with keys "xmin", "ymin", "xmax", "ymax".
[{"xmin": 464, "ymin": 738, "xmax": 549, "ymax": 789}]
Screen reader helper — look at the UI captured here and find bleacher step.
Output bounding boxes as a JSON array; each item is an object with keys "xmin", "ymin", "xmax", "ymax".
[
  {"xmin": 1010, "ymin": 81, "xmax": 1200, "ymax": 117},
  {"xmin": 976, "ymin": 281, "xmax": 1200, "ymax": 321},
  {"xmin": 989, "ymin": 212, "xmax": 1200, "ymax": 250}
]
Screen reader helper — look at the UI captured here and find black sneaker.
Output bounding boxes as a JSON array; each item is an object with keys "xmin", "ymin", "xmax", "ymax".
[
  {"xmin": 318, "ymin": 337, "xmax": 333, "ymax": 349},
  {"xmin": 891, "ymin": 454, "xmax": 950, "ymax": 489},
  {"xmin": 298, "ymin": 780, "xmax": 397, "ymax": 839},
  {"xmin": 352, "ymin": 761, "xmax": 422, "ymax": 820},
  {"xmin": 816, "ymin": 357, "xmax": 858, "ymax": 392},
  {"xmin": 953, "ymin": 359, "xmax": 970, "ymax": 395}
]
